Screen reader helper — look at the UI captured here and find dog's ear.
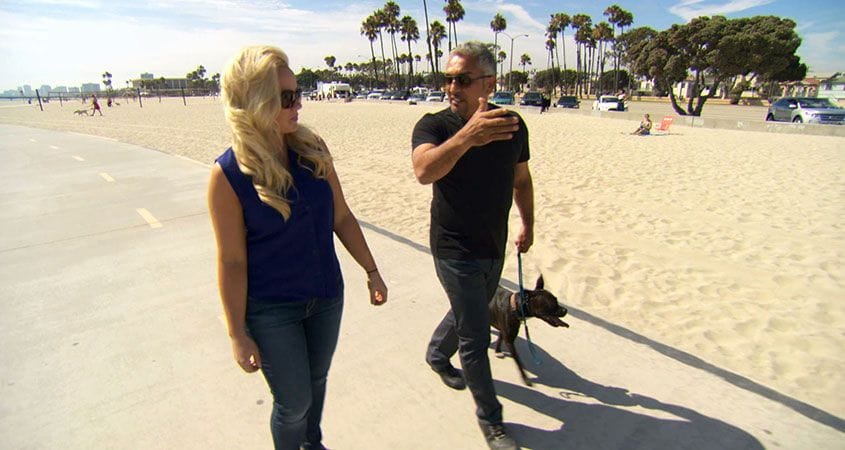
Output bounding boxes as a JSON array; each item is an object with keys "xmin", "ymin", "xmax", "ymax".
[{"xmin": 535, "ymin": 275, "xmax": 544, "ymax": 290}]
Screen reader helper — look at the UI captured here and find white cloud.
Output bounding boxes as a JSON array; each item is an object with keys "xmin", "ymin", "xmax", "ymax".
[
  {"xmin": 468, "ymin": 1, "xmax": 547, "ymax": 32},
  {"xmin": 800, "ymin": 30, "xmax": 845, "ymax": 75},
  {"xmin": 669, "ymin": 0, "xmax": 774, "ymax": 21}
]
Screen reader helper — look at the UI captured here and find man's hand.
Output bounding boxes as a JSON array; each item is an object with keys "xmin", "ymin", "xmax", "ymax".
[
  {"xmin": 457, "ymin": 97, "xmax": 520, "ymax": 148},
  {"xmin": 515, "ymin": 226, "xmax": 533, "ymax": 254}
]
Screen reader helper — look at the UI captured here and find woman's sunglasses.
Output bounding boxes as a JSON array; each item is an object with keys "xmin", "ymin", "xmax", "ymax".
[
  {"xmin": 280, "ymin": 87, "xmax": 303, "ymax": 109},
  {"xmin": 443, "ymin": 74, "xmax": 493, "ymax": 87}
]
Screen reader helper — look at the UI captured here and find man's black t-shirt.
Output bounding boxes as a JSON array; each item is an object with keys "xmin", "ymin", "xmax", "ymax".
[{"xmin": 412, "ymin": 106, "xmax": 529, "ymax": 259}]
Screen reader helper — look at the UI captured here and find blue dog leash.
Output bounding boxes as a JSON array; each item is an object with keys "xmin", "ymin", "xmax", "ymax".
[{"xmin": 517, "ymin": 252, "xmax": 543, "ymax": 366}]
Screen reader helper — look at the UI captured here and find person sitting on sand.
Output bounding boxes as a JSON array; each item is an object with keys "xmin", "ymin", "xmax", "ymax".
[{"xmin": 632, "ymin": 113, "xmax": 652, "ymax": 135}]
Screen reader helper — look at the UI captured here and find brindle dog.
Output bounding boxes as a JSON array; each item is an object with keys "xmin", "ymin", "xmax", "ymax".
[{"xmin": 489, "ymin": 275, "xmax": 569, "ymax": 386}]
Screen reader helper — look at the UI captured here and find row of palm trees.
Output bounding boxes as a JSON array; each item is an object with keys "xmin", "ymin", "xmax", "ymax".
[
  {"xmin": 531, "ymin": 6, "xmax": 634, "ymax": 96},
  {"xmin": 353, "ymin": 2, "xmax": 636, "ymax": 96}
]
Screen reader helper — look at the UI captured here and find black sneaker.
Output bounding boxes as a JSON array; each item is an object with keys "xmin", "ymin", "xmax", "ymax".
[
  {"xmin": 480, "ymin": 423, "xmax": 519, "ymax": 450},
  {"xmin": 431, "ymin": 365, "xmax": 466, "ymax": 390}
]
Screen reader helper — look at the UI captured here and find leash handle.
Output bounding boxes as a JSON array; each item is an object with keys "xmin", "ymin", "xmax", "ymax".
[{"xmin": 517, "ymin": 252, "xmax": 542, "ymax": 366}]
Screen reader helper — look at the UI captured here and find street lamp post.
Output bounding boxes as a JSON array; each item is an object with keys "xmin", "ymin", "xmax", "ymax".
[{"xmin": 500, "ymin": 32, "xmax": 528, "ymax": 92}]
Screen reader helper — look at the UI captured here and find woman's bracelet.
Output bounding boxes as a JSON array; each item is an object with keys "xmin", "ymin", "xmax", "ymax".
[{"xmin": 366, "ymin": 268, "xmax": 379, "ymax": 275}]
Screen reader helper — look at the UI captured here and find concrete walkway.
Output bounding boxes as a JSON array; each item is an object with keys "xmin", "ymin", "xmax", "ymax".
[{"xmin": 0, "ymin": 124, "xmax": 842, "ymax": 449}]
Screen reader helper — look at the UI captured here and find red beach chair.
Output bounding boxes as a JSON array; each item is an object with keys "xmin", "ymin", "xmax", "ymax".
[{"xmin": 654, "ymin": 116, "xmax": 675, "ymax": 134}]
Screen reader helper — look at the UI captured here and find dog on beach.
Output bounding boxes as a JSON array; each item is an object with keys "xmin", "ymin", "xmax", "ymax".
[
  {"xmin": 489, "ymin": 275, "xmax": 569, "ymax": 386},
  {"xmin": 73, "ymin": 109, "xmax": 89, "ymax": 116}
]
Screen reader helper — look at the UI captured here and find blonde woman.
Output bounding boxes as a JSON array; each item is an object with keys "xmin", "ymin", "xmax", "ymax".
[{"xmin": 208, "ymin": 45, "xmax": 387, "ymax": 450}]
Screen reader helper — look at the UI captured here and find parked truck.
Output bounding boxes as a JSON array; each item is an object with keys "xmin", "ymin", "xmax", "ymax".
[{"xmin": 316, "ymin": 82, "xmax": 352, "ymax": 99}]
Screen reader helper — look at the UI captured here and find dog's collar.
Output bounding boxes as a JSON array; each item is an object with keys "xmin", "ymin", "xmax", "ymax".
[{"xmin": 510, "ymin": 292, "xmax": 530, "ymax": 315}]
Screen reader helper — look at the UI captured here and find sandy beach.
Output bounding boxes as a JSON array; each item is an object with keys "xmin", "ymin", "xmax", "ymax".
[{"xmin": 1, "ymin": 96, "xmax": 842, "ymax": 420}]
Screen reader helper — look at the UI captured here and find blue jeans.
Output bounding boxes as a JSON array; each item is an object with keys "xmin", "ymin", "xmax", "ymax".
[
  {"xmin": 246, "ymin": 292, "xmax": 344, "ymax": 450},
  {"xmin": 426, "ymin": 257, "xmax": 505, "ymax": 425}
]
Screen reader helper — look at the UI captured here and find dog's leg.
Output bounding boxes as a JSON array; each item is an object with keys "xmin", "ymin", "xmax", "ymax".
[{"xmin": 506, "ymin": 335, "xmax": 532, "ymax": 386}]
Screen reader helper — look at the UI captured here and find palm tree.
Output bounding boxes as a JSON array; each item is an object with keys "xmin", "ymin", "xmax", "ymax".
[
  {"xmin": 570, "ymin": 13, "xmax": 591, "ymax": 97},
  {"xmin": 545, "ymin": 38, "xmax": 556, "ymax": 94},
  {"xmin": 102, "ymin": 71, "xmax": 113, "ymax": 93},
  {"xmin": 430, "ymin": 20, "xmax": 447, "ymax": 73},
  {"xmin": 551, "ymin": 13, "xmax": 570, "ymax": 93},
  {"xmin": 324, "ymin": 56, "xmax": 336, "ymax": 70},
  {"xmin": 604, "ymin": 5, "xmax": 623, "ymax": 92},
  {"xmin": 373, "ymin": 10, "xmax": 390, "ymax": 85},
  {"xmin": 519, "ymin": 53, "xmax": 532, "ymax": 91},
  {"xmin": 383, "ymin": 2, "xmax": 402, "ymax": 80},
  {"xmin": 490, "ymin": 13, "xmax": 507, "ymax": 90},
  {"xmin": 400, "ymin": 15, "xmax": 420, "ymax": 88},
  {"xmin": 361, "ymin": 16, "xmax": 381, "ymax": 84},
  {"xmin": 576, "ymin": 23, "xmax": 595, "ymax": 96},
  {"xmin": 593, "ymin": 22, "xmax": 613, "ymax": 94},
  {"xmin": 603, "ymin": 5, "xmax": 634, "ymax": 92},
  {"xmin": 497, "ymin": 50, "xmax": 507, "ymax": 87},
  {"xmin": 421, "ymin": 0, "xmax": 436, "ymax": 75},
  {"xmin": 520, "ymin": 53, "xmax": 532, "ymax": 72},
  {"xmin": 443, "ymin": 0, "xmax": 465, "ymax": 53}
]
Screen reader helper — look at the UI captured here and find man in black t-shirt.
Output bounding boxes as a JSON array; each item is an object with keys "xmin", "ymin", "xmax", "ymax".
[{"xmin": 411, "ymin": 41, "xmax": 534, "ymax": 450}]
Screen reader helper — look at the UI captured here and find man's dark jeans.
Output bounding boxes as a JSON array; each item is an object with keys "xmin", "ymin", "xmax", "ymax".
[
  {"xmin": 426, "ymin": 257, "xmax": 505, "ymax": 425},
  {"xmin": 246, "ymin": 293, "xmax": 344, "ymax": 450}
]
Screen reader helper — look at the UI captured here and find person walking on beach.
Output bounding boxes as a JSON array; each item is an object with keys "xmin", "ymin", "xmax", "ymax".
[
  {"xmin": 411, "ymin": 41, "xmax": 534, "ymax": 450},
  {"xmin": 90, "ymin": 94, "xmax": 102, "ymax": 116},
  {"xmin": 207, "ymin": 45, "xmax": 388, "ymax": 450}
]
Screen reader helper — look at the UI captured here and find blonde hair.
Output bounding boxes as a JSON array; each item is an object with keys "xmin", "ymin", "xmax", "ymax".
[{"xmin": 221, "ymin": 45, "xmax": 331, "ymax": 220}]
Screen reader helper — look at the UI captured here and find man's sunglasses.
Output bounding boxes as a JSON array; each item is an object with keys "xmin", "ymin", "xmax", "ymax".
[
  {"xmin": 443, "ymin": 74, "xmax": 493, "ymax": 87},
  {"xmin": 280, "ymin": 87, "xmax": 303, "ymax": 109}
]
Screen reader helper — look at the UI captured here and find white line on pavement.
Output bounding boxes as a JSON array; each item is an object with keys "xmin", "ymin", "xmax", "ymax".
[
  {"xmin": 72, "ymin": 155, "xmax": 85, "ymax": 161},
  {"xmin": 99, "ymin": 172, "xmax": 115, "ymax": 182},
  {"xmin": 135, "ymin": 208, "xmax": 163, "ymax": 229}
]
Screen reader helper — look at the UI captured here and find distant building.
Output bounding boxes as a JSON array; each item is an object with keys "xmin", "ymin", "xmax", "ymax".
[
  {"xmin": 53, "ymin": 86, "xmax": 68, "ymax": 93},
  {"xmin": 3, "ymin": 90, "xmax": 19, "ymax": 97},
  {"xmin": 68, "ymin": 87, "xmax": 80, "ymax": 94},
  {"xmin": 80, "ymin": 83, "xmax": 100, "ymax": 93},
  {"xmin": 20, "ymin": 85, "xmax": 33, "ymax": 96},
  {"xmin": 38, "ymin": 85, "xmax": 52, "ymax": 95},
  {"xmin": 129, "ymin": 77, "xmax": 188, "ymax": 90},
  {"xmin": 817, "ymin": 72, "xmax": 845, "ymax": 101},
  {"xmin": 140, "ymin": 72, "xmax": 155, "ymax": 80}
]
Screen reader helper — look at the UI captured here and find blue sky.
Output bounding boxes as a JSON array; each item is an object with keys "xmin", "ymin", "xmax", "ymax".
[{"xmin": 1, "ymin": 0, "xmax": 842, "ymax": 91}]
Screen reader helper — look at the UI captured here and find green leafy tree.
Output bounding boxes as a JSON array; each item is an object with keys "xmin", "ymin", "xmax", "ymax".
[{"xmin": 623, "ymin": 16, "xmax": 805, "ymax": 116}]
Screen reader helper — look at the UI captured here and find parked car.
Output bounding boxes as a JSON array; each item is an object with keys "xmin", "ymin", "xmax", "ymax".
[
  {"xmin": 426, "ymin": 91, "xmax": 445, "ymax": 102},
  {"xmin": 555, "ymin": 95, "xmax": 580, "ymax": 108},
  {"xmin": 520, "ymin": 91, "xmax": 550, "ymax": 108},
  {"xmin": 592, "ymin": 95, "xmax": 625, "ymax": 111},
  {"xmin": 390, "ymin": 90, "xmax": 410, "ymax": 100},
  {"xmin": 766, "ymin": 97, "xmax": 845, "ymax": 124},
  {"xmin": 407, "ymin": 93, "xmax": 427, "ymax": 105},
  {"xmin": 354, "ymin": 91, "xmax": 368, "ymax": 99},
  {"xmin": 490, "ymin": 91, "xmax": 515, "ymax": 105},
  {"xmin": 367, "ymin": 90, "xmax": 385, "ymax": 100}
]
